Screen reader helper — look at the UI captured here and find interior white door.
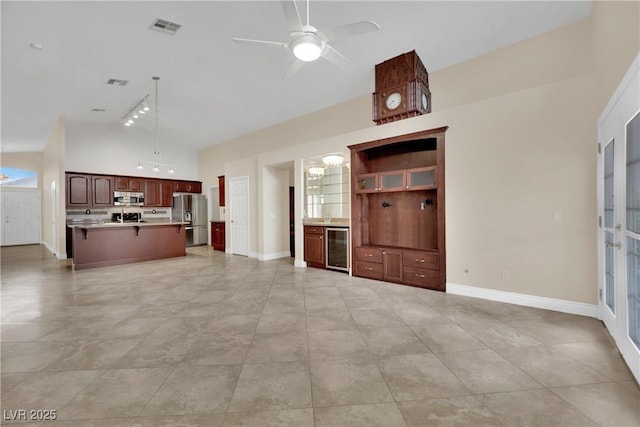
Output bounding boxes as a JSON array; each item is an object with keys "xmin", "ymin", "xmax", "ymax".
[
  {"xmin": 229, "ymin": 176, "xmax": 249, "ymax": 256},
  {"xmin": 597, "ymin": 53, "xmax": 640, "ymax": 383},
  {"xmin": 1, "ymin": 190, "xmax": 42, "ymax": 246}
]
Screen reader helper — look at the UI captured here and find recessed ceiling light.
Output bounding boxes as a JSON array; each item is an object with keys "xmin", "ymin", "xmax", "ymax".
[{"xmin": 29, "ymin": 42, "xmax": 43, "ymax": 50}]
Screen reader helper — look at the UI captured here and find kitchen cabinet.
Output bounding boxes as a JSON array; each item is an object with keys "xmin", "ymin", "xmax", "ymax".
[
  {"xmin": 160, "ymin": 180, "xmax": 173, "ymax": 207},
  {"xmin": 349, "ymin": 126, "xmax": 447, "ymax": 291},
  {"xmin": 114, "ymin": 177, "xmax": 142, "ymax": 191},
  {"xmin": 143, "ymin": 180, "xmax": 161, "ymax": 207},
  {"xmin": 66, "ymin": 173, "xmax": 91, "ymax": 207},
  {"xmin": 143, "ymin": 179, "xmax": 174, "ymax": 207},
  {"xmin": 355, "ymin": 167, "xmax": 436, "ymax": 194},
  {"xmin": 304, "ymin": 225, "xmax": 325, "ymax": 268},
  {"xmin": 92, "ymin": 176, "xmax": 113, "ymax": 206},
  {"xmin": 218, "ymin": 175, "xmax": 225, "ymax": 207},
  {"xmin": 211, "ymin": 221, "xmax": 225, "ymax": 251},
  {"xmin": 66, "ymin": 173, "xmax": 113, "ymax": 207},
  {"xmin": 174, "ymin": 180, "xmax": 202, "ymax": 193}
]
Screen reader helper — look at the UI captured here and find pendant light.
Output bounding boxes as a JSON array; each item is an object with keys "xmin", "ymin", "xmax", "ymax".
[{"xmin": 133, "ymin": 76, "xmax": 175, "ymax": 174}]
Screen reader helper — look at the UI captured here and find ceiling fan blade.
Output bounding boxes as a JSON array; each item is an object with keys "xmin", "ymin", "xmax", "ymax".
[
  {"xmin": 321, "ymin": 45, "xmax": 351, "ymax": 70},
  {"xmin": 280, "ymin": 0, "xmax": 304, "ymax": 33},
  {"xmin": 231, "ymin": 37, "xmax": 288, "ymax": 50},
  {"xmin": 320, "ymin": 20, "xmax": 380, "ymax": 42},
  {"xmin": 286, "ymin": 60, "xmax": 305, "ymax": 78}
]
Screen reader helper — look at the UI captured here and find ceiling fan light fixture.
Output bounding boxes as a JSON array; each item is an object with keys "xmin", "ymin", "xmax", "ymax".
[
  {"xmin": 308, "ymin": 166, "xmax": 324, "ymax": 176},
  {"xmin": 291, "ymin": 34, "xmax": 323, "ymax": 62},
  {"xmin": 323, "ymin": 154, "xmax": 344, "ymax": 167}
]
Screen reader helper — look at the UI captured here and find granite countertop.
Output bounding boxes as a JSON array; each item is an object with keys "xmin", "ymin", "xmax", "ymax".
[
  {"xmin": 303, "ymin": 219, "xmax": 350, "ymax": 227},
  {"xmin": 67, "ymin": 221, "xmax": 189, "ymax": 229}
]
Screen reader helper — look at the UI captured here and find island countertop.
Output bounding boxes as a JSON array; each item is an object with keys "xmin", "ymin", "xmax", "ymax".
[
  {"xmin": 67, "ymin": 221, "xmax": 189, "ymax": 229},
  {"xmin": 69, "ymin": 221, "xmax": 187, "ymax": 270}
]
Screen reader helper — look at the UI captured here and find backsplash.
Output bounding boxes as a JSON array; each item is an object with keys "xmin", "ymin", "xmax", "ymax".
[{"xmin": 66, "ymin": 207, "xmax": 171, "ymax": 223}]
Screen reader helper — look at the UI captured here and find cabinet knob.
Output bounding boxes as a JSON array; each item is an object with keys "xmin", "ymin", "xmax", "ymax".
[
  {"xmin": 320, "ymin": 236, "xmax": 323, "ymax": 239},
  {"xmin": 382, "ymin": 251, "xmax": 386, "ymax": 255}
]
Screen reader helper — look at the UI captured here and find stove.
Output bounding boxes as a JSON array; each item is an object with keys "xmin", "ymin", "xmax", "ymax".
[{"xmin": 112, "ymin": 212, "xmax": 140, "ymax": 222}]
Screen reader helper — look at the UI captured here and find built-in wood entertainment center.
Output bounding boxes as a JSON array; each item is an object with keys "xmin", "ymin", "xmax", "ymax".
[{"xmin": 349, "ymin": 126, "xmax": 447, "ymax": 291}]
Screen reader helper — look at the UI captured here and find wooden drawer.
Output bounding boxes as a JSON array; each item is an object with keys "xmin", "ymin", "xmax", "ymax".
[
  {"xmin": 355, "ymin": 247, "xmax": 383, "ymax": 263},
  {"xmin": 355, "ymin": 261, "xmax": 383, "ymax": 280},
  {"xmin": 304, "ymin": 225, "xmax": 325, "ymax": 235},
  {"xmin": 403, "ymin": 266, "xmax": 439, "ymax": 289},
  {"xmin": 402, "ymin": 250, "xmax": 439, "ymax": 270}
]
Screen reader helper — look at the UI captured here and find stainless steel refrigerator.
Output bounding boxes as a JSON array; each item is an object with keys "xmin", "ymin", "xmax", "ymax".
[{"xmin": 172, "ymin": 194, "xmax": 207, "ymax": 246}]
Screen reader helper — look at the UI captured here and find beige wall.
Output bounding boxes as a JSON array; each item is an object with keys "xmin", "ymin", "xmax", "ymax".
[
  {"xmin": 197, "ymin": 3, "xmax": 639, "ymax": 306},
  {"xmin": 42, "ymin": 117, "xmax": 66, "ymax": 257},
  {"xmin": 592, "ymin": 0, "xmax": 640, "ymax": 110}
]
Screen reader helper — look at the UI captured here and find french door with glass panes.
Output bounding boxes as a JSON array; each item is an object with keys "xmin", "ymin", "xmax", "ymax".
[{"xmin": 597, "ymin": 53, "xmax": 640, "ymax": 383}]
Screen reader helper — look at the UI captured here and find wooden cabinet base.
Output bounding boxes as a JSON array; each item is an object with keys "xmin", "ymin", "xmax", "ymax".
[
  {"xmin": 353, "ymin": 245, "xmax": 444, "ymax": 291},
  {"xmin": 71, "ymin": 224, "xmax": 186, "ymax": 270},
  {"xmin": 211, "ymin": 221, "xmax": 225, "ymax": 251}
]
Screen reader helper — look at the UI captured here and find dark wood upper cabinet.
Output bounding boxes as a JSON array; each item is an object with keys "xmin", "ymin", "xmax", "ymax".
[
  {"xmin": 66, "ymin": 172, "xmax": 199, "ymax": 208},
  {"xmin": 143, "ymin": 179, "xmax": 161, "ymax": 207},
  {"xmin": 218, "ymin": 175, "xmax": 225, "ymax": 207},
  {"xmin": 114, "ymin": 177, "xmax": 142, "ymax": 192},
  {"xmin": 160, "ymin": 180, "xmax": 174, "ymax": 207},
  {"xmin": 349, "ymin": 126, "xmax": 447, "ymax": 292},
  {"xmin": 92, "ymin": 176, "xmax": 113, "ymax": 206},
  {"xmin": 174, "ymin": 180, "xmax": 202, "ymax": 194},
  {"xmin": 66, "ymin": 174, "xmax": 91, "ymax": 207}
]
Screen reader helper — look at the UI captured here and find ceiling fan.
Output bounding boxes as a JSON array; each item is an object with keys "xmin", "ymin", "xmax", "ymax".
[{"xmin": 232, "ymin": 0, "xmax": 380, "ymax": 76}]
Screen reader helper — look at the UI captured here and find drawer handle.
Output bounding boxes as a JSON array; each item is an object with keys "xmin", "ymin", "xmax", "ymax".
[
  {"xmin": 416, "ymin": 259, "xmax": 425, "ymax": 263},
  {"xmin": 415, "ymin": 273, "xmax": 426, "ymax": 278},
  {"xmin": 365, "ymin": 254, "xmax": 373, "ymax": 257},
  {"xmin": 364, "ymin": 267, "xmax": 373, "ymax": 271}
]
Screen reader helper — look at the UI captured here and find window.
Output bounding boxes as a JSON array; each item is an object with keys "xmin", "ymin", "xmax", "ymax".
[{"xmin": 0, "ymin": 168, "xmax": 38, "ymax": 188}]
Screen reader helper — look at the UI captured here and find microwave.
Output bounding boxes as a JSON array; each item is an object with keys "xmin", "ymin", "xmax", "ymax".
[{"xmin": 113, "ymin": 191, "xmax": 144, "ymax": 206}]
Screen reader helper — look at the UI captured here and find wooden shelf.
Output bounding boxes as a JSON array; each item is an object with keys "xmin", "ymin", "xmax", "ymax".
[{"xmin": 349, "ymin": 127, "xmax": 447, "ymax": 291}]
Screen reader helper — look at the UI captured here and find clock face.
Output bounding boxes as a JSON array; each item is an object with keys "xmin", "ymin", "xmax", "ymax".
[
  {"xmin": 385, "ymin": 92, "xmax": 402, "ymax": 110},
  {"xmin": 421, "ymin": 93, "xmax": 429, "ymax": 111}
]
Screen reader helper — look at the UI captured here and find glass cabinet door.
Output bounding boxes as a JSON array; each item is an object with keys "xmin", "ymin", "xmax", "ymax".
[
  {"xmin": 379, "ymin": 170, "xmax": 405, "ymax": 192},
  {"xmin": 406, "ymin": 167, "xmax": 437, "ymax": 190},
  {"xmin": 356, "ymin": 174, "xmax": 378, "ymax": 193}
]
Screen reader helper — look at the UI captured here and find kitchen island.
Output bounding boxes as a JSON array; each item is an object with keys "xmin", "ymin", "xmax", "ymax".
[{"xmin": 68, "ymin": 221, "xmax": 188, "ymax": 270}]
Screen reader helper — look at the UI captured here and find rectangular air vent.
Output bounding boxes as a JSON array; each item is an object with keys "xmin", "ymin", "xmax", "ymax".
[
  {"xmin": 150, "ymin": 18, "xmax": 181, "ymax": 35},
  {"xmin": 91, "ymin": 108, "xmax": 106, "ymax": 112},
  {"xmin": 106, "ymin": 79, "xmax": 128, "ymax": 86}
]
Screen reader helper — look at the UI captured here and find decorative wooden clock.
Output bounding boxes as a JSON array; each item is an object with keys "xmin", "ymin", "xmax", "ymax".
[{"xmin": 372, "ymin": 50, "xmax": 431, "ymax": 125}]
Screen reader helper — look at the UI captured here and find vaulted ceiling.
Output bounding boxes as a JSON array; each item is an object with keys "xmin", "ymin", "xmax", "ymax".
[{"xmin": 1, "ymin": 1, "xmax": 592, "ymax": 153}]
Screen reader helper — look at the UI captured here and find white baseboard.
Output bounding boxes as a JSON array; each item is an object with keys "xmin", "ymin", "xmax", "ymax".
[
  {"xmin": 259, "ymin": 251, "xmax": 291, "ymax": 261},
  {"xmin": 294, "ymin": 259, "xmax": 307, "ymax": 268},
  {"xmin": 42, "ymin": 241, "xmax": 67, "ymax": 259},
  {"xmin": 446, "ymin": 282, "xmax": 599, "ymax": 318}
]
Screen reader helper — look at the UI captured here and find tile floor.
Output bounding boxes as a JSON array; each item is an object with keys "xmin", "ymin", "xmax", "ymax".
[{"xmin": 1, "ymin": 244, "xmax": 639, "ymax": 426}]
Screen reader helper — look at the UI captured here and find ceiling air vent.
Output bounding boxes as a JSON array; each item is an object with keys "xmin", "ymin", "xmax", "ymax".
[
  {"xmin": 90, "ymin": 108, "xmax": 106, "ymax": 112},
  {"xmin": 106, "ymin": 79, "xmax": 128, "ymax": 86},
  {"xmin": 150, "ymin": 18, "xmax": 181, "ymax": 35}
]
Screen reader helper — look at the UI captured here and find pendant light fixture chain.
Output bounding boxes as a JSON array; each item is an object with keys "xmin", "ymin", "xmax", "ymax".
[{"xmin": 153, "ymin": 76, "xmax": 160, "ymax": 157}]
